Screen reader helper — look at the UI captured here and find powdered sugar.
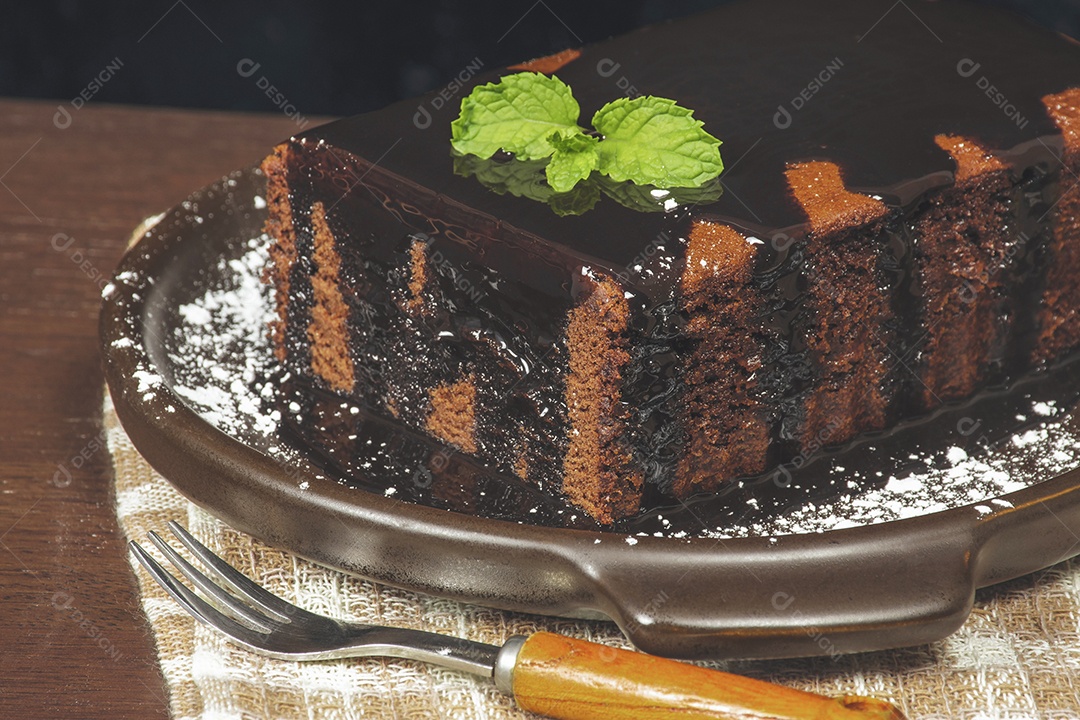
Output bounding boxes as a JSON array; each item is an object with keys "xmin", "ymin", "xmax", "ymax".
[{"xmin": 167, "ymin": 233, "xmax": 282, "ymax": 440}]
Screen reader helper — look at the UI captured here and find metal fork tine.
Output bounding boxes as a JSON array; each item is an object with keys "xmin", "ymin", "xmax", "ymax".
[
  {"xmin": 132, "ymin": 530, "xmax": 506, "ymax": 677},
  {"xmin": 166, "ymin": 521, "xmax": 298, "ymax": 624},
  {"xmin": 146, "ymin": 531, "xmax": 276, "ymax": 633},
  {"xmin": 129, "ymin": 540, "xmax": 275, "ymax": 642}
]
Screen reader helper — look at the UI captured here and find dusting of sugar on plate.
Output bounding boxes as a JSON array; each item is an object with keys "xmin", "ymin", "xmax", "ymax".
[
  {"xmin": 165, "ymin": 234, "xmax": 287, "ymax": 443},
  {"xmin": 1033, "ymin": 401, "xmax": 1056, "ymax": 417},
  {"xmin": 132, "ymin": 369, "xmax": 161, "ymax": 393},
  {"xmin": 946, "ymin": 447, "xmax": 968, "ymax": 464},
  {"xmin": 701, "ymin": 411, "xmax": 1080, "ymax": 539}
]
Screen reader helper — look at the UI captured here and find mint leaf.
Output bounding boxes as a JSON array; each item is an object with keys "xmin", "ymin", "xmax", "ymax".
[
  {"xmin": 591, "ymin": 97, "xmax": 723, "ymax": 189},
  {"xmin": 450, "ymin": 72, "xmax": 581, "ymax": 161},
  {"xmin": 545, "ymin": 128, "xmax": 599, "ymax": 193}
]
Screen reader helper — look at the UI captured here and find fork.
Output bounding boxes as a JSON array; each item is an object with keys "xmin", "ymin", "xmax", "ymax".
[{"xmin": 131, "ymin": 521, "xmax": 905, "ymax": 720}]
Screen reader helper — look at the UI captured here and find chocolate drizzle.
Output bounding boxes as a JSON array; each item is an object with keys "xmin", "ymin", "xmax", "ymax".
[{"xmin": 274, "ymin": 0, "xmax": 1080, "ymax": 528}]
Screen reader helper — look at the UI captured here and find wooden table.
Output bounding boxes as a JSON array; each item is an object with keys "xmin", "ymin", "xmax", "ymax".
[{"xmin": 0, "ymin": 98, "xmax": 320, "ymax": 718}]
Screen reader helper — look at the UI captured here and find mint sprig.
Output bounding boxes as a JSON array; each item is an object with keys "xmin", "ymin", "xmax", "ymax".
[{"xmin": 450, "ymin": 72, "xmax": 723, "ymax": 194}]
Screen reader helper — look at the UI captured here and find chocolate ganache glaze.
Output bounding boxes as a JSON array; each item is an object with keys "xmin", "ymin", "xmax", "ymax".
[
  {"xmin": 272, "ymin": 0, "xmax": 1080, "ymax": 528},
  {"xmin": 304, "ymin": 0, "xmax": 1073, "ymax": 289}
]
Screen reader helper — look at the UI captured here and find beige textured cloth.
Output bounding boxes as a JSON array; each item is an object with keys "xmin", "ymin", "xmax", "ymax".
[{"xmin": 106, "ymin": 392, "xmax": 1080, "ymax": 719}]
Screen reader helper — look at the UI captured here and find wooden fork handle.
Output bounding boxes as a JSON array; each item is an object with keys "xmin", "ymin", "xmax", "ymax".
[{"xmin": 509, "ymin": 632, "xmax": 906, "ymax": 720}]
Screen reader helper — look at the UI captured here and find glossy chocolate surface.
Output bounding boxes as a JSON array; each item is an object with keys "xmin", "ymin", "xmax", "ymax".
[{"xmin": 303, "ymin": 0, "xmax": 1077, "ymax": 295}]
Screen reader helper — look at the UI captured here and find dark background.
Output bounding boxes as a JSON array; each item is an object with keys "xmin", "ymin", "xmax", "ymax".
[{"xmin": 0, "ymin": 0, "xmax": 1078, "ymax": 119}]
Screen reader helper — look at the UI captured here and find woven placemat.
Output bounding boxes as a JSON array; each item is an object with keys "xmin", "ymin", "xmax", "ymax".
[{"xmin": 105, "ymin": 390, "xmax": 1080, "ymax": 719}]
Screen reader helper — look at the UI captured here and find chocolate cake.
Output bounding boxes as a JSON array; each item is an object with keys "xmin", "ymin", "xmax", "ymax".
[{"xmin": 262, "ymin": 0, "xmax": 1080, "ymax": 524}]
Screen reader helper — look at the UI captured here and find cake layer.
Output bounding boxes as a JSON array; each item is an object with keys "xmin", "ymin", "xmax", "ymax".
[{"xmin": 264, "ymin": 0, "xmax": 1080, "ymax": 524}]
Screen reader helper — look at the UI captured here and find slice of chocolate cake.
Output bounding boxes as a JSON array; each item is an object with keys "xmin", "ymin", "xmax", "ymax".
[{"xmin": 262, "ymin": 0, "xmax": 1080, "ymax": 524}]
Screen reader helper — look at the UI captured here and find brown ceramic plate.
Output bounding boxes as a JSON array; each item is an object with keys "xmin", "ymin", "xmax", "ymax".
[{"xmin": 100, "ymin": 167, "xmax": 1080, "ymax": 660}]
